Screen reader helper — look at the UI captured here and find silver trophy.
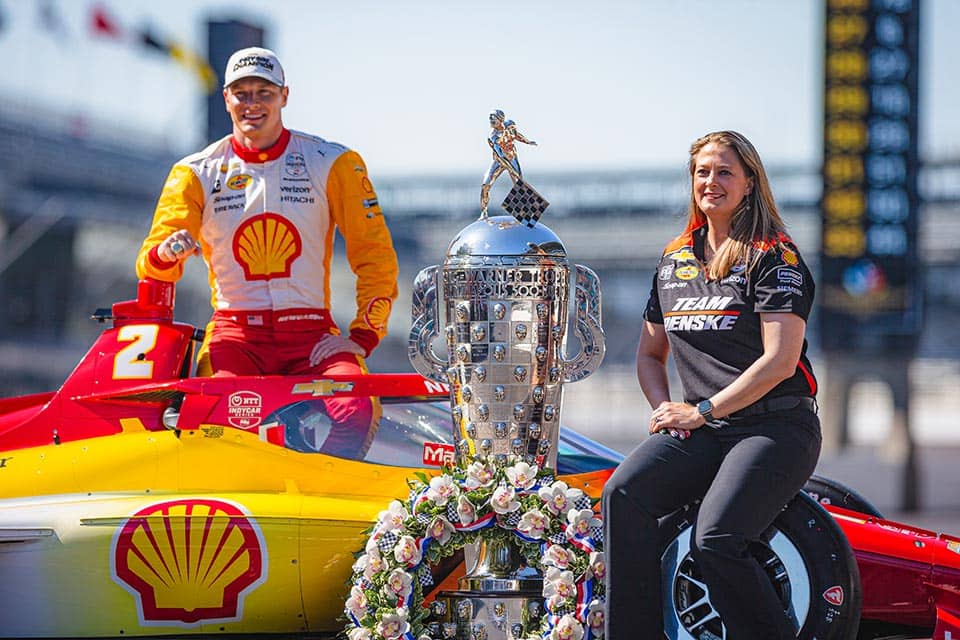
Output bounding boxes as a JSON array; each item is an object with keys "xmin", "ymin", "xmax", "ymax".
[{"xmin": 407, "ymin": 115, "xmax": 604, "ymax": 639}]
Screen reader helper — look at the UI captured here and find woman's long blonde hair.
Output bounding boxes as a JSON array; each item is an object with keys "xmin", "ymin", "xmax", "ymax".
[{"xmin": 684, "ymin": 130, "xmax": 787, "ymax": 280}]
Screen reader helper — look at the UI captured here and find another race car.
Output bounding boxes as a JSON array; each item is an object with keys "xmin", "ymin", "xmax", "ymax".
[{"xmin": 0, "ymin": 279, "xmax": 957, "ymax": 639}]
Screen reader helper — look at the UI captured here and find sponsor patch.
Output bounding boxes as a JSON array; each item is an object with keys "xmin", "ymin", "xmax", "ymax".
[
  {"xmin": 675, "ymin": 265, "xmax": 700, "ymax": 280},
  {"xmin": 781, "ymin": 248, "xmax": 799, "ymax": 266},
  {"xmin": 284, "ymin": 152, "xmax": 306, "ymax": 177},
  {"xmin": 422, "ymin": 442, "xmax": 456, "ymax": 467},
  {"xmin": 777, "ymin": 268, "xmax": 803, "ymax": 286},
  {"xmin": 227, "ymin": 390, "xmax": 262, "ymax": 428},
  {"xmin": 227, "ymin": 174, "xmax": 252, "ymax": 190},
  {"xmin": 361, "ymin": 176, "xmax": 374, "ymax": 193},
  {"xmin": 292, "ymin": 380, "xmax": 356, "ymax": 396},
  {"xmin": 112, "ymin": 498, "xmax": 266, "ymax": 625},
  {"xmin": 364, "ymin": 297, "xmax": 392, "ymax": 331},
  {"xmin": 669, "ymin": 248, "xmax": 696, "ymax": 262},
  {"xmin": 363, "ymin": 198, "xmax": 379, "ymax": 209},
  {"xmin": 822, "ymin": 586, "xmax": 844, "ymax": 606},
  {"xmin": 658, "ymin": 264, "xmax": 674, "ymax": 280}
]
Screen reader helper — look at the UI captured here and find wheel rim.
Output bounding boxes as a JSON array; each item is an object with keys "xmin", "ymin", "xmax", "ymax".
[{"xmin": 661, "ymin": 527, "xmax": 811, "ymax": 639}]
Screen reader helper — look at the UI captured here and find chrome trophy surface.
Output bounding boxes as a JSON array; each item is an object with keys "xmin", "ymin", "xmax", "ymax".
[{"xmin": 407, "ymin": 119, "xmax": 604, "ymax": 639}]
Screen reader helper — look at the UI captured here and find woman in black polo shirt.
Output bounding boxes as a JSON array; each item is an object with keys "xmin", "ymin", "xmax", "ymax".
[{"xmin": 602, "ymin": 130, "xmax": 820, "ymax": 639}]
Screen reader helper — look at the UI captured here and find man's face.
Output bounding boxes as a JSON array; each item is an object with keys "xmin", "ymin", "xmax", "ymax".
[{"xmin": 223, "ymin": 77, "xmax": 288, "ymax": 143}]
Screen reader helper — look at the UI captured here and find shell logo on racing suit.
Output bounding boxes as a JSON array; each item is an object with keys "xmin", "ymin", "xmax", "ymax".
[
  {"xmin": 111, "ymin": 498, "xmax": 267, "ymax": 625},
  {"xmin": 363, "ymin": 297, "xmax": 393, "ymax": 332},
  {"xmin": 232, "ymin": 213, "xmax": 303, "ymax": 280}
]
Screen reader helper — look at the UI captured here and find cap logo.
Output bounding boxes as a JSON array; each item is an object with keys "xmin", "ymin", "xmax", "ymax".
[{"xmin": 233, "ymin": 55, "xmax": 274, "ymax": 73}]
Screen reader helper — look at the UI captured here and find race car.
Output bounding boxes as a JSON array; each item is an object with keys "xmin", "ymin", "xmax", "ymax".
[{"xmin": 0, "ymin": 279, "xmax": 957, "ymax": 639}]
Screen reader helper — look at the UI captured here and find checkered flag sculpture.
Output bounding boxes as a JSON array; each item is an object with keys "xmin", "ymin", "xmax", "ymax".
[{"xmin": 501, "ymin": 179, "xmax": 550, "ymax": 227}]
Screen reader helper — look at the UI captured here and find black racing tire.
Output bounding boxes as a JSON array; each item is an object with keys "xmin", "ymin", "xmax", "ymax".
[
  {"xmin": 659, "ymin": 492, "xmax": 861, "ymax": 639},
  {"xmin": 803, "ymin": 474, "xmax": 884, "ymax": 519}
]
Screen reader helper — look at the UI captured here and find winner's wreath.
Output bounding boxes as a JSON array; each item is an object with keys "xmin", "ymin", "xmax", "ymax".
[{"xmin": 343, "ymin": 459, "xmax": 606, "ymax": 640}]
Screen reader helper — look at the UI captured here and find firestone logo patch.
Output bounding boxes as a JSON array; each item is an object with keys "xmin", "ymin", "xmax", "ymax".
[
  {"xmin": 228, "ymin": 390, "xmax": 262, "ymax": 428},
  {"xmin": 111, "ymin": 498, "xmax": 267, "ymax": 626},
  {"xmin": 823, "ymin": 585, "xmax": 844, "ymax": 606}
]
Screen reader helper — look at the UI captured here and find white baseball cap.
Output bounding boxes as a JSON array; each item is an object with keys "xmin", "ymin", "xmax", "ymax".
[{"xmin": 223, "ymin": 47, "xmax": 285, "ymax": 88}]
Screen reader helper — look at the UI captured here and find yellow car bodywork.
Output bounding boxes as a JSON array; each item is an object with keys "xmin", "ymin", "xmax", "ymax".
[{"xmin": 0, "ymin": 422, "xmax": 610, "ymax": 637}]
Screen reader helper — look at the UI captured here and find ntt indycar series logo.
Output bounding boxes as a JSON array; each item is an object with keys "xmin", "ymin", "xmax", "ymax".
[{"xmin": 663, "ymin": 296, "xmax": 740, "ymax": 331}]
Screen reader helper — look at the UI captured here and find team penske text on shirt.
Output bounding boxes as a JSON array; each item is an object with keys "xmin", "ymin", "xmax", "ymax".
[{"xmin": 664, "ymin": 296, "xmax": 739, "ymax": 331}]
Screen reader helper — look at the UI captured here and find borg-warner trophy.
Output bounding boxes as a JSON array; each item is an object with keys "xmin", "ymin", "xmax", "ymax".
[{"xmin": 408, "ymin": 112, "xmax": 605, "ymax": 639}]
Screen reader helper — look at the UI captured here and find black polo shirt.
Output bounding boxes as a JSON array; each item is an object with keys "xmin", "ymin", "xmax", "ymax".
[{"xmin": 643, "ymin": 223, "xmax": 818, "ymax": 405}]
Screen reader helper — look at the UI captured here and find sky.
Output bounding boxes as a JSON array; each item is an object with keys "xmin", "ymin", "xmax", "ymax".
[{"xmin": 0, "ymin": 0, "xmax": 957, "ymax": 177}]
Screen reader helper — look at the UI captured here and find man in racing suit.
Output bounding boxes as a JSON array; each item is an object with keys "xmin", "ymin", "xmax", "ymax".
[{"xmin": 135, "ymin": 47, "xmax": 398, "ymax": 459}]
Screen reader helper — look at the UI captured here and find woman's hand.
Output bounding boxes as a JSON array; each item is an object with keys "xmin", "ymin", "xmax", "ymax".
[{"xmin": 649, "ymin": 401, "xmax": 705, "ymax": 440}]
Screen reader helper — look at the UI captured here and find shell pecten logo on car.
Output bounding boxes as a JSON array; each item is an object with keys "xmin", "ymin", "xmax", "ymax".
[
  {"xmin": 233, "ymin": 213, "xmax": 303, "ymax": 280},
  {"xmin": 111, "ymin": 498, "xmax": 267, "ymax": 625}
]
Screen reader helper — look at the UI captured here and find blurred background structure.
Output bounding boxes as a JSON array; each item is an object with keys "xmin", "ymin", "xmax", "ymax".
[{"xmin": 0, "ymin": 1, "xmax": 958, "ymax": 526}]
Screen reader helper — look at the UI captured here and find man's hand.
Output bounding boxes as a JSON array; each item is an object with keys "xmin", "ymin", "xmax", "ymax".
[
  {"xmin": 158, "ymin": 231, "xmax": 200, "ymax": 263},
  {"xmin": 309, "ymin": 334, "xmax": 364, "ymax": 367}
]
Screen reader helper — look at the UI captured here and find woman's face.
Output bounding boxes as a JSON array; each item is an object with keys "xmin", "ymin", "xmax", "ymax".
[{"xmin": 692, "ymin": 142, "xmax": 754, "ymax": 220}]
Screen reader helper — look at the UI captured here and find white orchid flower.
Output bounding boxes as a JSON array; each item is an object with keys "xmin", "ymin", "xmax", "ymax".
[
  {"xmin": 586, "ymin": 599, "xmax": 605, "ymax": 637},
  {"xmin": 426, "ymin": 474, "xmax": 460, "ymax": 506},
  {"xmin": 565, "ymin": 508, "xmax": 601, "ymax": 538},
  {"xmin": 457, "ymin": 494, "xmax": 477, "ymax": 525},
  {"xmin": 490, "ymin": 484, "xmax": 520, "ymax": 514},
  {"xmin": 587, "ymin": 551, "xmax": 606, "ymax": 581},
  {"xmin": 375, "ymin": 607, "xmax": 411, "ymax": 640},
  {"xmin": 517, "ymin": 508, "xmax": 549, "ymax": 539},
  {"xmin": 344, "ymin": 584, "xmax": 368, "ymax": 618},
  {"xmin": 542, "ymin": 544, "xmax": 573, "ymax": 569},
  {"xmin": 465, "ymin": 461, "xmax": 495, "ymax": 489},
  {"xmin": 383, "ymin": 567, "xmax": 413, "ymax": 600},
  {"xmin": 505, "ymin": 461, "xmax": 539, "ymax": 490},
  {"xmin": 377, "ymin": 500, "xmax": 410, "ymax": 533},
  {"xmin": 426, "ymin": 515, "xmax": 455, "ymax": 545},
  {"xmin": 550, "ymin": 613, "xmax": 585, "ymax": 640},
  {"xmin": 347, "ymin": 626, "xmax": 373, "ymax": 640},
  {"xmin": 538, "ymin": 480, "xmax": 584, "ymax": 516},
  {"xmin": 543, "ymin": 567, "xmax": 577, "ymax": 601},
  {"xmin": 393, "ymin": 535, "xmax": 422, "ymax": 566}
]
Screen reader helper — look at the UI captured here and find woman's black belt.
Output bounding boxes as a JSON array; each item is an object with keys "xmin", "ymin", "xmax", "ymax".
[{"xmin": 731, "ymin": 395, "xmax": 817, "ymax": 417}]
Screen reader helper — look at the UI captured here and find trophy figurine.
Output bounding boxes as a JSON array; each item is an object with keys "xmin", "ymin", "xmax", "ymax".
[{"xmin": 407, "ymin": 112, "xmax": 605, "ymax": 639}]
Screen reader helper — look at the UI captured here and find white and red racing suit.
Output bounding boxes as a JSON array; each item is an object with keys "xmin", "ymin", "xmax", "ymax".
[{"xmin": 135, "ymin": 128, "xmax": 398, "ymax": 458}]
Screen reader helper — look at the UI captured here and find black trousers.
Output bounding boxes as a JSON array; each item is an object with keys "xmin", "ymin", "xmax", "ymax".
[{"xmin": 602, "ymin": 406, "xmax": 821, "ymax": 639}]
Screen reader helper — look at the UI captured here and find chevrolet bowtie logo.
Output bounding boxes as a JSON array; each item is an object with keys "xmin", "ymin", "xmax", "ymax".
[{"xmin": 291, "ymin": 380, "xmax": 356, "ymax": 397}]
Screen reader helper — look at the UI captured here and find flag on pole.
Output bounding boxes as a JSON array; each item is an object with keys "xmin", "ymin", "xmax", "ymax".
[{"xmin": 90, "ymin": 3, "xmax": 216, "ymax": 93}]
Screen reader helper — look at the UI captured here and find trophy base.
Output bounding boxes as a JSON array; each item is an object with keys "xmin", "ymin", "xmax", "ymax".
[{"xmin": 427, "ymin": 588, "xmax": 545, "ymax": 640}]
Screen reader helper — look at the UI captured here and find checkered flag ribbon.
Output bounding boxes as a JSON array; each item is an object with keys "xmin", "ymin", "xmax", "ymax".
[
  {"xmin": 501, "ymin": 179, "xmax": 550, "ymax": 227},
  {"xmin": 376, "ymin": 531, "xmax": 400, "ymax": 554},
  {"xmin": 417, "ymin": 565, "xmax": 434, "ymax": 588}
]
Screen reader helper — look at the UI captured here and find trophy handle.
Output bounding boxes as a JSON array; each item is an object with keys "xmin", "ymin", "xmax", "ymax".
[
  {"xmin": 408, "ymin": 265, "xmax": 447, "ymax": 380},
  {"xmin": 562, "ymin": 264, "xmax": 605, "ymax": 383}
]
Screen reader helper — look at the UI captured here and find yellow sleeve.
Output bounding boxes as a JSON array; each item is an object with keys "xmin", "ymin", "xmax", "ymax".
[
  {"xmin": 327, "ymin": 150, "xmax": 399, "ymax": 355},
  {"xmin": 135, "ymin": 164, "xmax": 205, "ymax": 282}
]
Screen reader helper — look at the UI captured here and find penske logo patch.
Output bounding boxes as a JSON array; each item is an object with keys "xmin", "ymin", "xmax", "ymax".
[{"xmin": 663, "ymin": 296, "xmax": 739, "ymax": 332}]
